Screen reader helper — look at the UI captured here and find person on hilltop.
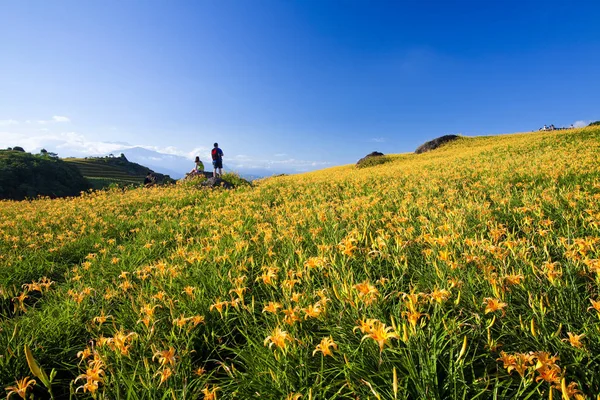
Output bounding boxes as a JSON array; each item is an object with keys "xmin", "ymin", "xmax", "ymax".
[
  {"xmin": 143, "ymin": 172, "xmax": 156, "ymax": 187},
  {"xmin": 189, "ymin": 156, "xmax": 204, "ymax": 176},
  {"xmin": 211, "ymin": 142, "xmax": 224, "ymax": 177}
]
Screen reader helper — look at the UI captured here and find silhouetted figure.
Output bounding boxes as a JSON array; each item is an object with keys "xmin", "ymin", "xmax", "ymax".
[{"xmin": 144, "ymin": 172, "xmax": 156, "ymax": 187}]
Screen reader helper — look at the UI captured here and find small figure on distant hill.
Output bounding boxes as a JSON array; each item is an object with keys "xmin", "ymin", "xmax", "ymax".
[
  {"xmin": 211, "ymin": 142, "xmax": 224, "ymax": 177},
  {"xmin": 570, "ymin": 124, "xmax": 574, "ymax": 129},
  {"xmin": 144, "ymin": 172, "xmax": 156, "ymax": 187},
  {"xmin": 550, "ymin": 124, "xmax": 555, "ymax": 131},
  {"xmin": 189, "ymin": 156, "xmax": 204, "ymax": 176},
  {"xmin": 542, "ymin": 124, "xmax": 548, "ymax": 131}
]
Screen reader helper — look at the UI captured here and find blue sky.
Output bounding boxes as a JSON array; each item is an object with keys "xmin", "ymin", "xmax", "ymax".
[{"xmin": 1, "ymin": 0, "xmax": 599, "ymax": 174}]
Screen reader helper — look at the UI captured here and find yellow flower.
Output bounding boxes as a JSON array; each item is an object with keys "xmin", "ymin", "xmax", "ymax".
[
  {"xmin": 12, "ymin": 291, "xmax": 29, "ymax": 313},
  {"xmin": 201, "ymin": 385, "xmax": 220, "ymax": 400},
  {"xmin": 257, "ymin": 266, "xmax": 279, "ymax": 285},
  {"xmin": 5, "ymin": 376, "xmax": 36, "ymax": 399},
  {"xmin": 262, "ymin": 301, "xmax": 282, "ymax": 314},
  {"xmin": 483, "ymin": 297, "xmax": 507, "ymax": 316},
  {"xmin": 153, "ymin": 291, "xmax": 167, "ymax": 301},
  {"xmin": 189, "ymin": 315, "xmax": 205, "ymax": 327},
  {"xmin": 562, "ymin": 381, "xmax": 585, "ymax": 400},
  {"xmin": 155, "ymin": 367, "xmax": 172, "ymax": 386},
  {"xmin": 229, "ymin": 286, "xmax": 247, "ymax": 299},
  {"xmin": 353, "ymin": 318, "xmax": 377, "ymax": 334},
  {"xmin": 497, "ymin": 351, "xmax": 515, "ymax": 370},
  {"xmin": 182, "ymin": 286, "xmax": 196, "ymax": 298},
  {"xmin": 510, "ymin": 352, "xmax": 534, "ymax": 377},
  {"xmin": 361, "ymin": 320, "xmax": 399, "ymax": 352},
  {"xmin": 304, "ymin": 256, "xmax": 326, "ymax": 269},
  {"xmin": 93, "ymin": 311, "xmax": 112, "ymax": 326},
  {"xmin": 588, "ymin": 298, "xmax": 600, "ymax": 313},
  {"xmin": 75, "ymin": 360, "xmax": 105, "ymax": 395},
  {"xmin": 338, "ymin": 237, "xmax": 358, "ymax": 256},
  {"xmin": 77, "ymin": 347, "xmax": 93, "ymax": 362},
  {"xmin": 264, "ymin": 327, "xmax": 292, "ymax": 350},
  {"xmin": 210, "ymin": 299, "xmax": 229, "ymax": 316},
  {"xmin": 535, "ymin": 364, "xmax": 562, "ymax": 384},
  {"xmin": 402, "ymin": 292, "xmax": 423, "ymax": 312},
  {"xmin": 429, "ymin": 288, "xmax": 451, "ymax": 304},
  {"xmin": 402, "ymin": 310, "xmax": 427, "ymax": 328},
  {"xmin": 503, "ymin": 274, "xmax": 524, "ymax": 286},
  {"xmin": 104, "ymin": 330, "xmax": 137, "ymax": 355},
  {"xmin": 282, "ymin": 306, "xmax": 301, "ymax": 325},
  {"xmin": 532, "ymin": 351, "xmax": 559, "ymax": 370},
  {"xmin": 290, "ymin": 292, "xmax": 302, "ymax": 303},
  {"xmin": 75, "ymin": 379, "xmax": 100, "ymax": 395},
  {"xmin": 172, "ymin": 316, "xmax": 188, "ymax": 328},
  {"xmin": 353, "ymin": 281, "xmax": 379, "ymax": 305},
  {"xmin": 303, "ymin": 303, "xmax": 322, "ymax": 319},
  {"xmin": 563, "ymin": 332, "xmax": 585, "ymax": 348},
  {"xmin": 313, "ymin": 336, "xmax": 337, "ymax": 357},
  {"xmin": 153, "ymin": 346, "xmax": 177, "ymax": 367}
]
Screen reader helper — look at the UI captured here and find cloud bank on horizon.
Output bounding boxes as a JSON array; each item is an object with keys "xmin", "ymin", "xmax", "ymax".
[
  {"xmin": 0, "ymin": 117, "xmax": 332, "ymax": 175},
  {"xmin": 0, "ymin": 114, "xmax": 595, "ymax": 177}
]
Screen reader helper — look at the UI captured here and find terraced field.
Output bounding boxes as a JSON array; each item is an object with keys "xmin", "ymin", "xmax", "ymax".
[{"xmin": 64, "ymin": 158, "xmax": 152, "ymax": 188}]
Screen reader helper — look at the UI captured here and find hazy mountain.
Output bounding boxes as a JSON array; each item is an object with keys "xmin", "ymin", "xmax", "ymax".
[{"xmin": 115, "ymin": 147, "xmax": 190, "ymax": 179}]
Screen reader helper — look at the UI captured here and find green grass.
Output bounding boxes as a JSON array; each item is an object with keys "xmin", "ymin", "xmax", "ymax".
[{"xmin": 1, "ymin": 127, "xmax": 600, "ymax": 399}]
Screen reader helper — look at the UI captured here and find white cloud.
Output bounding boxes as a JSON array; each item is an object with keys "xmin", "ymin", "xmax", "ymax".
[
  {"xmin": 136, "ymin": 145, "xmax": 209, "ymax": 160},
  {"xmin": 0, "ymin": 119, "xmax": 19, "ymax": 126},
  {"xmin": 369, "ymin": 137, "xmax": 385, "ymax": 143},
  {"xmin": 0, "ymin": 131, "xmax": 126, "ymax": 155},
  {"xmin": 0, "ymin": 130, "xmax": 331, "ymax": 173},
  {"xmin": 573, "ymin": 120, "xmax": 589, "ymax": 128},
  {"xmin": 38, "ymin": 116, "xmax": 71, "ymax": 124},
  {"xmin": 0, "ymin": 130, "xmax": 211, "ymax": 160},
  {"xmin": 227, "ymin": 155, "xmax": 331, "ymax": 172}
]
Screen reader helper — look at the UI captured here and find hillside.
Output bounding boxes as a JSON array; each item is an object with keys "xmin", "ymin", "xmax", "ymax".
[
  {"xmin": 0, "ymin": 149, "xmax": 91, "ymax": 200},
  {"xmin": 1, "ymin": 127, "xmax": 600, "ymax": 399},
  {"xmin": 64, "ymin": 155, "xmax": 175, "ymax": 189}
]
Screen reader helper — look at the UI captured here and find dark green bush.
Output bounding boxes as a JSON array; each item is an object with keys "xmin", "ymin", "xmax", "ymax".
[
  {"xmin": 221, "ymin": 172, "xmax": 251, "ymax": 187},
  {"xmin": 356, "ymin": 155, "xmax": 392, "ymax": 169},
  {"xmin": 0, "ymin": 150, "xmax": 91, "ymax": 200}
]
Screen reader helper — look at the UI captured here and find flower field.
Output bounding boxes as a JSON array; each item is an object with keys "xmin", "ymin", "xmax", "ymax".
[{"xmin": 1, "ymin": 127, "xmax": 600, "ymax": 399}]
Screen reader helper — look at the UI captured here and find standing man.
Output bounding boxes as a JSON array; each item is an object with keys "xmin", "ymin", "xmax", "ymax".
[{"xmin": 211, "ymin": 142, "xmax": 224, "ymax": 177}]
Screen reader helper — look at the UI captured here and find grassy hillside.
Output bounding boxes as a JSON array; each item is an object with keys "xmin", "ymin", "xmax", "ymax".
[
  {"xmin": 1, "ymin": 127, "xmax": 600, "ymax": 399},
  {"xmin": 64, "ymin": 156, "xmax": 174, "ymax": 189}
]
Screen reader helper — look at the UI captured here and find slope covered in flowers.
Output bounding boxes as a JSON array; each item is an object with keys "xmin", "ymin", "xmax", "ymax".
[{"xmin": 1, "ymin": 127, "xmax": 600, "ymax": 399}]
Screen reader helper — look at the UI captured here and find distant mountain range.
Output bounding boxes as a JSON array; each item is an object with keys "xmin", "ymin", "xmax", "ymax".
[
  {"xmin": 116, "ymin": 147, "xmax": 189, "ymax": 179},
  {"xmin": 115, "ymin": 147, "xmax": 276, "ymax": 180}
]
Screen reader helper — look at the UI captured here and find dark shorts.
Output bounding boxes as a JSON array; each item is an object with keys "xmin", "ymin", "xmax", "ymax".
[{"xmin": 213, "ymin": 160, "xmax": 223, "ymax": 169}]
